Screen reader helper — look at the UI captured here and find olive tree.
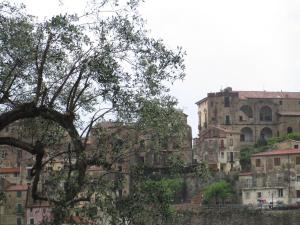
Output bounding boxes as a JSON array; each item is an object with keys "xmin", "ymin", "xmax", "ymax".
[{"xmin": 0, "ymin": 0, "xmax": 186, "ymax": 224}]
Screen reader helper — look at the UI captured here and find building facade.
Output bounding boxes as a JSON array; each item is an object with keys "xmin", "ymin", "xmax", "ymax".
[
  {"xmin": 239, "ymin": 145, "xmax": 300, "ymax": 206},
  {"xmin": 195, "ymin": 87, "xmax": 300, "ymax": 172}
]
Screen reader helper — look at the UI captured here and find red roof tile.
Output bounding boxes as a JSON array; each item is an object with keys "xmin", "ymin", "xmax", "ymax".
[
  {"xmin": 6, "ymin": 184, "xmax": 28, "ymax": 192},
  {"xmin": 0, "ymin": 167, "xmax": 20, "ymax": 174},
  {"xmin": 238, "ymin": 91, "xmax": 300, "ymax": 100},
  {"xmin": 239, "ymin": 172, "xmax": 253, "ymax": 176},
  {"xmin": 252, "ymin": 149, "xmax": 300, "ymax": 157}
]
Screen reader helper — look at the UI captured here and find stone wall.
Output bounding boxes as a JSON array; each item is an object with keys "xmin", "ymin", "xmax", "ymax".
[{"xmin": 176, "ymin": 207, "xmax": 300, "ymax": 225}]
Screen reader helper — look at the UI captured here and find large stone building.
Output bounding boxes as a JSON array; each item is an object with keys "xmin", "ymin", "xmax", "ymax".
[{"xmin": 195, "ymin": 87, "xmax": 300, "ymax": 172}]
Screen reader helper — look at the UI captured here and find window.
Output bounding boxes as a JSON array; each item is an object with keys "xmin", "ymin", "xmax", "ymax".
[
  {"xmin": 296, "ymin": 176, "xmax": 300, "ymax": 182},
  {"xmin": 279, "ymin": 100, "xmax": 282, "ymax": 105},
  {"xmin": 287, "ymin": 127, "xmax": 293, "ymax": 134},
  {"xmin": 257, "ymin": 192, "xmax": 262, "ymax": 198},
  {"xmin": 240, "ymin": 134, "xmax": 245, "ymax": 142},
  {"xmin": 255, "ymin": 159, "xmax": 261, "ymax": 167},
  {"xmin": 296, "ymin": 156, "xmax": 300, "ymax": 165},
  {"xmin": 295, "ymin": 145, "xmax": 299, "ymax": 149},
  {"xmin": 240, "ymin": 127, "xmax": 254, "ymax": 142},
  {"xmin": 239, "ymin": 116, "xmax": 243, "ymax": 121},
  {"xmin": 221, "ymin": 152, "xmax": 224, "ymax": 159},
  {"xmin": 259, "ymin": 106, "xmax": 272, "ymax": 121},
  {"xmin": 224, "ymin": 96, "xmax": 230, "ymax": 107},
  {"xmin": 220, "ymin": 140, "xmax": 224, "ymax": 149},
  {"xmin": 278, "ymin": 189, "xmax": 283, "ymax": 197},
  {"xmin": 16, "ymin": 203, "xmax": 22, "ymax": 213},
  {"xmin": 17, "ymin": 218, "xmax": 22, "ymax": 225},
  {"xmin": 225, "ymin": 115, "xmax": 230, "ymax": 125},
  {"xmin": 240, "ymin": 105, "xmax": 253, "ymax": 118},
  {"xmin": 30, "ymin": 218, "xmax": 34, "ymax": 225},
  {"xmin": 297, "ymin": 190, "xmax": 300, "ymax": 198},
  {"xmin": 274, "ymin": 158, "xmax": 281, "ymax": 166},
  {"xmin": 16, "ymin": 191, "xmax": 22, "ymax": 198},
  {"xmin": 230, "ymin": 139, "xmax": 233, "ymax": 146},
  {"xmin": 246, "ymin": 179, "xmax": 252, "ymax": 188}
]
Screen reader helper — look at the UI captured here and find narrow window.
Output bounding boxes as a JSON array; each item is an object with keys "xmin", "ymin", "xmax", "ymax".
[
  {"xmin": 296, "ymin": 156, "xmax": 300, "ymax": 165},
  {"xmin": 224, "ymin": 96, "xmax": 230, "ymax": 107},
  {"xmin": 17, "ymin": 218, "xmax": 22, "ymax": 225},
  {"xmin": 296, "ymin": 176, "xmax": 300, "ymax": 182},
  {"xmin": 16, "ymin": 191, "xmax": 22, "ymax": 198},
  {"xmin": 239, "ymin": 116, "xmax": 243, "ymax": 121},
  {"xmin": 256, "ymin": 159, "xmax": 261, "ymax": 167},
  {"xmin": 16, "ymin": 203, "xmax": 22, "ymax": 213},
  {"xmin": 274, "ymin": 158, "xmax": 281, "ymax": 166},
  {"xmin": 278, "ymin": 189, "xmax": 283, "ymax": 197},
  {"xmin": 221, "ymin": 152, "xmax": 224, "ymax": 158},
  {"xmin": 225, "ymin": 115, "xmax": 230, "ymax": 125},
  {"xmin": 297, "ymin": 190, "xmax": 300, "ymax": 198},
  {"xmin": 279, "ymin": 100, "xmax": 282, "ymax": 105},
  {"xmin": 220, "ymin": 139, "xmax": 224, "ymax": 149},
  {"xmin": 30, "ymin": 218, "xmax": 34, "ymax": 225},
  {"xmin": 240, "ymin": 134, "xmax": 245, "ymax": 142}
]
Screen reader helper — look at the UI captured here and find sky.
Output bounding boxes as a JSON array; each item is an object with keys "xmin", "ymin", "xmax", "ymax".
[{"xmin": 14, "ymin": 0, "xmax": 300, "ymax": 137}]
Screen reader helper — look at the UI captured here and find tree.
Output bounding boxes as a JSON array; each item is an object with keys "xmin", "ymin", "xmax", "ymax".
[
  {"xmin": 0, "ymin": 0, "xmax": 186, "ymax": 224},
  {"xmin": 203, "ymin": 180, "xmax": 233, "ymax": 205}
]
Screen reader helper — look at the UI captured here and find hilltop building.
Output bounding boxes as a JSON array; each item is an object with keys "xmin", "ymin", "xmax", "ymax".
[{"xmin": 195, "ymin": 87, "xmax": 300, "ymax": 172}]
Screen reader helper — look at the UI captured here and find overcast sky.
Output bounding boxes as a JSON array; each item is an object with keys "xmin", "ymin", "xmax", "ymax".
[{"xmin": 16, "ymin": 0, "xmax": 300, "ymax": 137}]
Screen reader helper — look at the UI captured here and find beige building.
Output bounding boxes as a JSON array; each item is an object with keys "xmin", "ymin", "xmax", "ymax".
[
  {"xmin": 195, "ymin": 87, "xmax": 300, "ymax": 172},
  {"xmin": 0, "ymin": 180, "xmax": 28, "ymax": 225},
  {"xmin": 239, "ymin": 146, "xmax": 300, "ymax": 206}
]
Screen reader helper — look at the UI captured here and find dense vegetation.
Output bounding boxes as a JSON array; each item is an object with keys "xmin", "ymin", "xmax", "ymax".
[{"xmin": 203, "ymin": 180, "xmax": 233, "ymax": 205}]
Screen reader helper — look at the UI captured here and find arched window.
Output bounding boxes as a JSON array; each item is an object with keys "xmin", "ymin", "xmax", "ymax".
[
  {"xmin": 260, "ymin": 127, "xmax": 273, "ymax": 140},
  {"xmin": 240, "ymin": 105, "xmax": 253, "ymax": 118},
  {"xmin": 287, "ymin": 127, "xmax": 293, "ymax": 134},
  {"xmin": 240, "ymin": 127, "xmax": 254, "ymax": 142},
  {"xmin": 260, "ymin": 106, "xmax": 272, "ymax": 121}
]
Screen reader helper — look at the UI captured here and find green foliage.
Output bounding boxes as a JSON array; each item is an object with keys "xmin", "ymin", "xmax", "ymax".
[
  {"xmin": 115, "ymin": 173, "xmax": 184, "ymax": 225},
  {"xmin": 203, "ymin": 180, "xmax": 233, "ymax": 205},
  {"xmin": 267, "ymin": 132, "xmax": 300, "ymax": 145}
]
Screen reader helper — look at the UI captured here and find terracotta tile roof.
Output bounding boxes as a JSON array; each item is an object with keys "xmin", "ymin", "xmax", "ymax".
[
  {"xmin": 252, "ymin": 149, "xmax": 300, "ymax": 157},
  {"xmin": 239, "ymin": 172, "xmax": 253, "ymax": 176},
  {"xmin": 6, "ymin": 184, "xmax": 28, "ymax": 192},
  {"xmin": 238, "ymin": 91, "xmax": 300, "ymax": 100},
  {"xmin": 87, "ymin": 166, "xmax": 102, "ymax": 171},
  {"xmin": 278, "ymin": 111, "xmax": 300, "ymax": 116},
  {"xmin": 0, "ymin": 167, "xmax": 20, "ymax": 174}
]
